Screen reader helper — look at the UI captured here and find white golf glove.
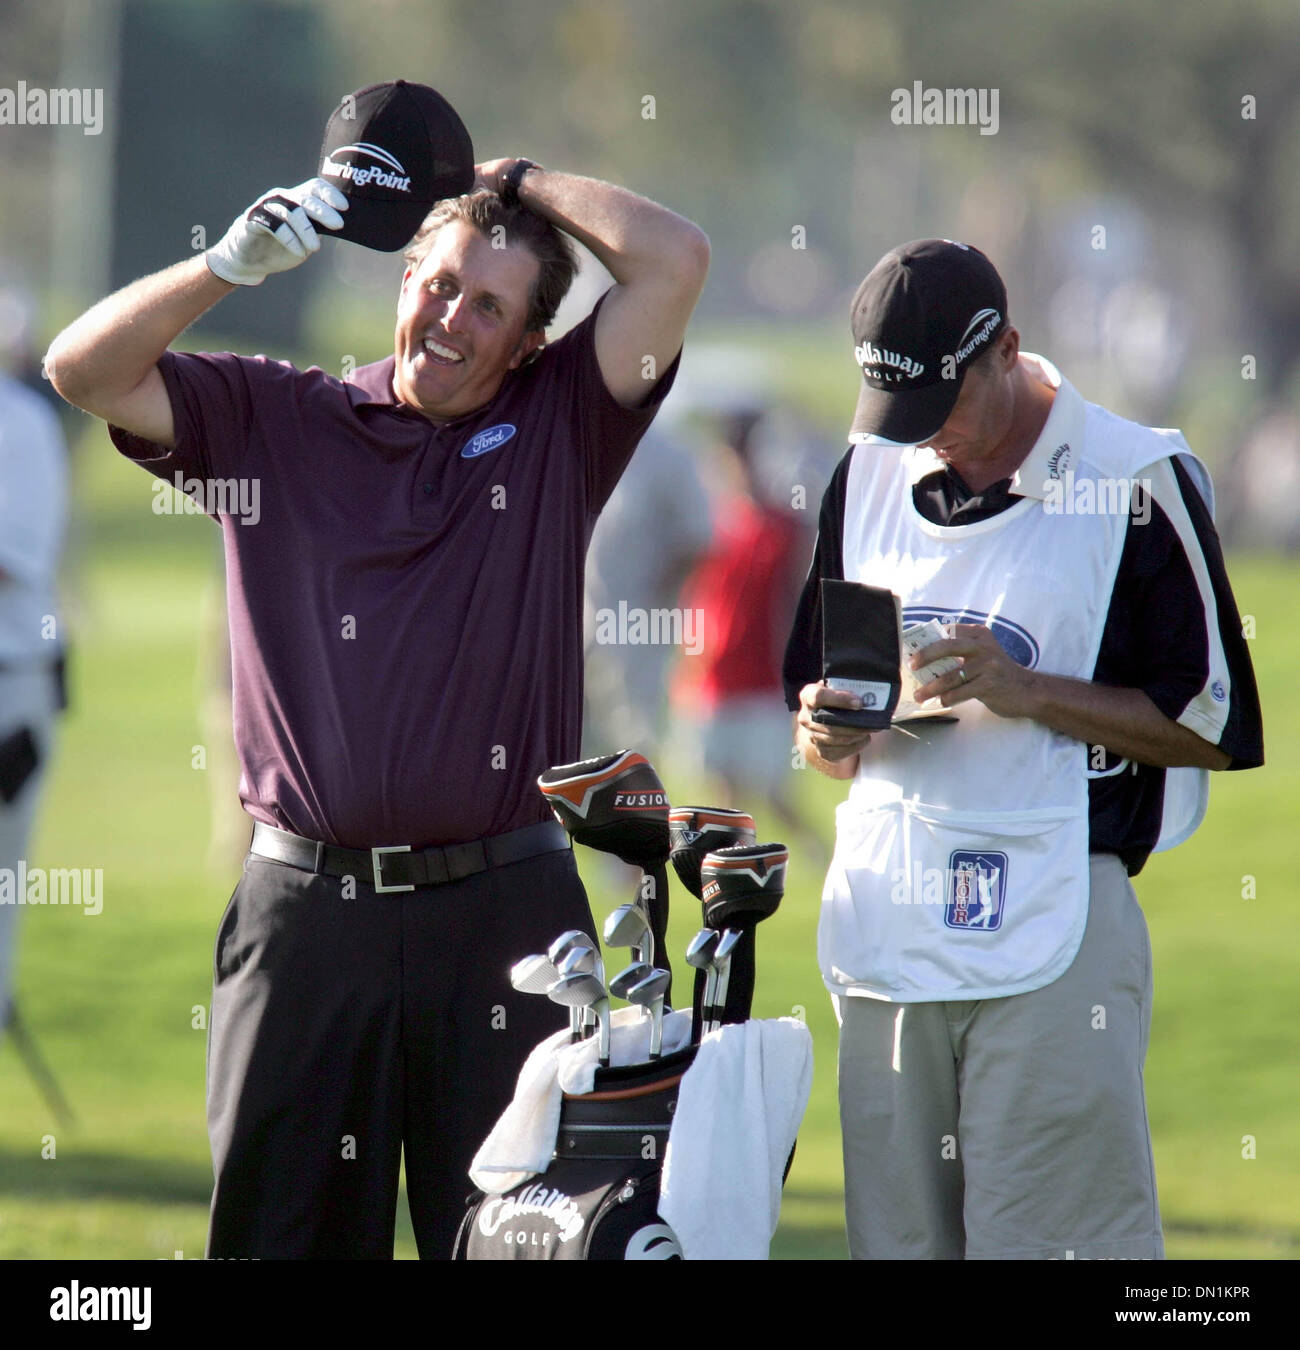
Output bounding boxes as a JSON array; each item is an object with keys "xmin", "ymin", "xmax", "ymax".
[{"xmin": 205, "ymin": 178, "xmax": 348, "ymax": 286}]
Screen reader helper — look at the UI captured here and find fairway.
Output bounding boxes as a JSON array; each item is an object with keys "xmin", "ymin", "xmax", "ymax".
[{"xmin": 0, "ymin": 428, "xmax": 1294, "ymax": 1261}]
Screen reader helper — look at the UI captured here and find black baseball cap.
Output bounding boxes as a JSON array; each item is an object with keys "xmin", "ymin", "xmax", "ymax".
[
  {"xmin": 317, "ymin": 80, "xmax": 475, "ymax": 252},
  {"xmin": 848, "ymin": 239, "xmax": 1008, "ymax": 446}
]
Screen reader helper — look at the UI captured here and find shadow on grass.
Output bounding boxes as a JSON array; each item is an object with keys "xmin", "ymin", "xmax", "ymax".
[{"xmin": 0, "ymin": 1148, "xmax": 213, "ymax": 1207}]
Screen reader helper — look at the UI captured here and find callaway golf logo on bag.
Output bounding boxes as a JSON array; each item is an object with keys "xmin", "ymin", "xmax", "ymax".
[{"xmin": 457, "ymin": 1160, "xmax": 684, "ymax": 1261}]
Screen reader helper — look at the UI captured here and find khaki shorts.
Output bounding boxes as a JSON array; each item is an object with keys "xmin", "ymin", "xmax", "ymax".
[{"xmin": 837, "ymin": 853, "xmax": 1163, "ymax": 1260}]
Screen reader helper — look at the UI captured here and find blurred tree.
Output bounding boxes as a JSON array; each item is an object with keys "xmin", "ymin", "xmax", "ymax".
[
  {"xmin": 6, "ymin": 0, "xmax": 1296, "ymax": 404},
  {"xmin": 113, "ymin": 0, "xmax": 327, "ymax": 347}
]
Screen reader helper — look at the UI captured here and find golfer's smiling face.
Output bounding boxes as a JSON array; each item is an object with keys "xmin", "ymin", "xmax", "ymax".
[{"xmin": 393, "ymin": 220, "xmax": 544, "ymax": 422}]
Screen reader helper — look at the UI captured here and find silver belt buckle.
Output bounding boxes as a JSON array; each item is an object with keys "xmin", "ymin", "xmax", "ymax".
[{"xmin": 372, "ymin": 844, "xmax": 414, "ymax": 893}]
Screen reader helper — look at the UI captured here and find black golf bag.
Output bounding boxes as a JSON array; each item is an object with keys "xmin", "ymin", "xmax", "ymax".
[{"xmin": 453, "ymin": 1046, "xmax": 694, "ymax": 1261}]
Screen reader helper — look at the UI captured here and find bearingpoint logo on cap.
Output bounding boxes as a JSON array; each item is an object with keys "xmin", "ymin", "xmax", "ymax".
[
  {"xmin": 322, "ymin": 142, "xmax": 412, "ymax": 193},
  {"xmin": 953, "ymin": 308, "xmax": 1003, "ymax": 364}
]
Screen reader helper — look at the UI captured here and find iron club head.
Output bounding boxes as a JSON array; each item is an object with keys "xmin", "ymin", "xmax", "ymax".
[
  {"xmin": 627, "ymin": 967, "xmax": 671, "ymax": 1060},
  {"xmin": 609, "ymin": 962, "xmax": 654, "ymax": 1002},
  {"xmin": 512, "ymin": 952, "xmax": 580, "ymax": 1041},
  {"xmin": 547, "ymin": 972, "xmax": 611, "ymax": 1067}
]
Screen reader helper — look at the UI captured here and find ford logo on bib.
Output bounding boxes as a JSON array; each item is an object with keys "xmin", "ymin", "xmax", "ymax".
[
  {"xmin": 461, "ymin": 423, "xmax": 517, "ymax": 458},
  {"xmin": 902, "ymin": 606, "xmax": 1040, "ymax": 669}
]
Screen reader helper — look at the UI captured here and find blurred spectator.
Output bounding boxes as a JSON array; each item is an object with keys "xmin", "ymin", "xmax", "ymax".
[
  {"xmin": 1219, "ymin": 408, "xmax": 1300, "ymax": 552},
  {"xmin": 0, "ymin": 284, "xmax": 78, "ymax": 433},
  {"xmin": 672, "ymin": 409, "xmax": 826, "ymax": 862},
  {"xmin": 583, "ymin": 423, "xmax": 712, "ymax": 759},
  {"xmin": 0, "ymin": 369, "xmax": 69, "ymax": 1028}
]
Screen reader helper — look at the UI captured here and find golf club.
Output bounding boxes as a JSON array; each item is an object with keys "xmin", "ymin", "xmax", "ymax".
[
  {"xmin": 699, "ymin": 843, "xmax": 789, "ymax": 1029},
  {"xmin": 557, "ymin": 941, "xmax": 605, "ymax": 991},
  {"xmin": 547, "ymin": 929, "xmax": 595, "ymax": 968},
  {"xmin": 555, "ymin": 939, "xmax": 605, "ymax": 1037},
  {"xmin": 547, "ymin": 928, "xmax": 600, "ymax": 1037},
  {"xmin": 511, "ymin": 952, "xmax": 580, "ymax": 1042},
  {"xmin": 547, "ymin": 971, "xmax": 611, "ymax": 1067},
  {"xmin": 668, "ymin": 806, "xmax": 756, "ymax": 899},
  {"xmin": 537, "ymin": 751, "xmax": 673, "ymax": 998},
  {"xmin": 684, "ymin": 928, "xmax": 720, "ymax": 1046},
  {"xmin": 670, "ymin": 807, "xmax": 756, "ymax": 1042},
  {"xmin": 707, "ymin": 928, "xmax": 742, "ymax": 1034},
  {"xmin": 603, "ymin": 901, "xmax": 653, "ymax": 970},
  {"xmin": 609, "ymin": 961, "xmax": 654, "ymax": 1004},
  {"xmin": 627, "ymin": 967, "xmax": 671, "ymax": 1059}
]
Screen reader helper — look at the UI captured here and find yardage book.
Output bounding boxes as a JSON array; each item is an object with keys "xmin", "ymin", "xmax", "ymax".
[{"xmin": 818, "ymin": 580, "xmax": 959, "ymax": 730}]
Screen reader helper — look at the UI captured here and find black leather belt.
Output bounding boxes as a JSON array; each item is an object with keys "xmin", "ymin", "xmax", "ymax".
[{"xmin": 249, "ymin": 819, "xmax": 569, "ymax": 893}]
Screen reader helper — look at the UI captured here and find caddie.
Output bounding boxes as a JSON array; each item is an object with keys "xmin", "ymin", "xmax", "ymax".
[{"xmin": 783, "ymin": 239, "xmax": 1263, "ymax": 1260}]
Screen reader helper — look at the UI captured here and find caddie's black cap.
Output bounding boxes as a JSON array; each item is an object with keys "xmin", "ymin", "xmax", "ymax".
[
  {"xmin": 848, "ymin": 239, "xmax": 1008, "ymax": 446},
  {"xmin": 317, "ymin": 80, "xmax": 475, "ymax": 252}
]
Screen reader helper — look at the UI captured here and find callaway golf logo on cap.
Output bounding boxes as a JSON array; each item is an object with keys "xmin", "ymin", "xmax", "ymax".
[
  {"xmin": 322, "ymin": 142, "xmax": 412, "ymax": 192},
  {"xmin": 847, "ymin": 238, "xmax": 1008, "ymax": 446},
  {"xmin": 853, "ymin": 340, "xmax": 927, "ymax": 383}
]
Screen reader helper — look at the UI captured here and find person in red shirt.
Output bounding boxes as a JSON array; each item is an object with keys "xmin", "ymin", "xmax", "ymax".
[{"xmin": 674, "ymin": 409, "xmax": 826, "ymax": 862}]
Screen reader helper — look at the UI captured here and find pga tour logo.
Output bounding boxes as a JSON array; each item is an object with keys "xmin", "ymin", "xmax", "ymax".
[
  {"xmin": 944, "ymin": 851, "xmax": 1007, "ymax": 931},
  {"xmin": 461, "ymin": 423, "xmax": 517, "ymax": 458},
  {"xmin": 322, "ymin": 142, "xmax": 412, "ymax": 191}
]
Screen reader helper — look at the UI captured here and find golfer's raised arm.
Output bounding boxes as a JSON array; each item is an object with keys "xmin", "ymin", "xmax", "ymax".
[
  {"xmin": 46, "ymin": 257, "xmax": 234, "ymax": 447},
  {"xmin": 46, "ymin": 178, "xmax": 346, "ymax": 446},
  {"xmin": 479, "ymin": 160, "xmax": 709, "ymax": 407}
]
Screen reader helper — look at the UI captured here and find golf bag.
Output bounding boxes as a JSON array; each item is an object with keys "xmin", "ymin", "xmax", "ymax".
[{"xmin": 453, "ymin": 1046, "xmax": 694, "ymax": 1261}]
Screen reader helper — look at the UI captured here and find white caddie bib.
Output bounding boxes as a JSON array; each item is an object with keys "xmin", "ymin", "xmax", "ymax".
[{"xmin": 820, "ymin": 362, "xmax": 1211, "ymax": 1002}]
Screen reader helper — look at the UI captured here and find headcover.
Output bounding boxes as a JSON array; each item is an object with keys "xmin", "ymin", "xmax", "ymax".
[
  {"xmin": 537, "ymin": 751, "xmax": 671, "ymax": 867},
  {"xmin": 668, "ymin": 807, "xmax": 757, "ymax": 900},
  {"xmin": 700, "ymin": 843, "xmax": 788, "ymax": 930},
  {"xmin": 316, "ymin": 80, "xmax": 475, "ymax": 252}
]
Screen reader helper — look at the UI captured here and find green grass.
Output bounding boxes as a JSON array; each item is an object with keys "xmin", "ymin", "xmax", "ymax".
[{"xmin": 0, "ymin": 426, "xmax": 1294, "ymax": 1260}]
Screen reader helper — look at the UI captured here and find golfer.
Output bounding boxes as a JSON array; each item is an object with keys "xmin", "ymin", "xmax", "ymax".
[{"xmin": 47, "ymin": 154, "xmax": 708, "ymax": 1258}]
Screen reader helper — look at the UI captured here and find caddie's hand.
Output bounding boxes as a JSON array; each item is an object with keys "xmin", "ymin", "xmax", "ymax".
[
  {"xmin": 796, "ymin": 681, "xmax": 873, "ymax": 762},
  {"xmin": 912, "ymin": 623, "xmax": 1038, "ymax": 718},
  {"xmin": 205, "ymin": 178, "xmax": 348, "ymax": 287}
]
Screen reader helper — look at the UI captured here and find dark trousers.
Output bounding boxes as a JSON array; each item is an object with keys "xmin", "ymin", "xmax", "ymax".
[{"xmin": 204, "ymin": 845, "xmax": 595, "ymax": 1259}]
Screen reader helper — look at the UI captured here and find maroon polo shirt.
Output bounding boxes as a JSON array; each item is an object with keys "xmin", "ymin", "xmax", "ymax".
[{"xmin": 110, "ymin": 292, "xmax": 677, "ymax": 847}]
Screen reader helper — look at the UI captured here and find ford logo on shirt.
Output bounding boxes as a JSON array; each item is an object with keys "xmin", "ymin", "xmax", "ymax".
[
  {"xmin": 902, "ymin": 605, "xmax": 1040, "ymax": 669},
  {"xmin": 461, "ymin": 423, "xmax": 517, "ymax": 458}
]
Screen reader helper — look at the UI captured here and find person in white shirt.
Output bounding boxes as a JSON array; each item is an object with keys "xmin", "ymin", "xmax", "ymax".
[
  {"xmin": 783, "ymin": 240, "xmax": 1263, "ymax": 1260},
  {"xmin": 0, "ymin": 371, "xmax": 69, "ymax": 1024}
]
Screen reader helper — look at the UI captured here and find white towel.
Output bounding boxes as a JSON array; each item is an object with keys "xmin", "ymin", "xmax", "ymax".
[
  {"xmin": 469, "ymin": 1006, "xmax": 692, "ymax": 1194},
  {"xmin": 659, "ymin": 1017, "xmax": 814, "ymax": 1260}
]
